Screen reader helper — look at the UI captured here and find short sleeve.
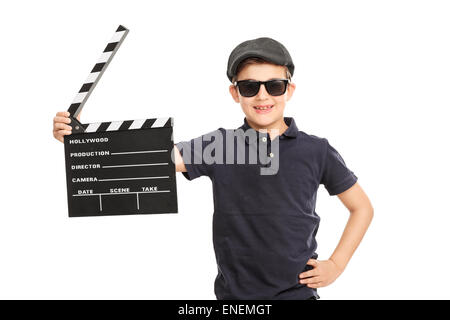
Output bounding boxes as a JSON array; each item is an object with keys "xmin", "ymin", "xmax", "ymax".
[
  {"xmin": 320, "ymin": 139, "xmax": 358, "ymax": 196},
  {"xmin": 175, "ymin": 129, "xmax": 222, "ymax": 181}
]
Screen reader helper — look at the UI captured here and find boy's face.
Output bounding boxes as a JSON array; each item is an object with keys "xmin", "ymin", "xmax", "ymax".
[{"xmin": 229, "ymin": 63, "xmax": 296, "ymax": 129}]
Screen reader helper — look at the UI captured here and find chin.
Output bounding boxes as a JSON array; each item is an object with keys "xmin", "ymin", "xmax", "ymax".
[{"xmin": 248, "ymin": 115, "xmax": 279, "ymax": 128}]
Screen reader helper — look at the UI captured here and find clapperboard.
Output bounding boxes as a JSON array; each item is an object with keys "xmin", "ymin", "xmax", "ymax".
[{"xmin": 64, "ymin": 25, "xmax": 178, "ymax": 217}]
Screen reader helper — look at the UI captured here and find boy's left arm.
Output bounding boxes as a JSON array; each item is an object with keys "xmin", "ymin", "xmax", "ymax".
[{"xmin": 299, "ymin": 182, "xmax": 374, "ymax": 288}]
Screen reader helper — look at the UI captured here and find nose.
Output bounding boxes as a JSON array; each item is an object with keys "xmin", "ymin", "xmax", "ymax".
[{"xmin": 255, "ymin": 83, "xmax": 270, "ymax": 99}]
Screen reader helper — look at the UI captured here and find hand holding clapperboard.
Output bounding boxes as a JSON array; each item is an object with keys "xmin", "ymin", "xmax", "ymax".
[{"xmin": 62, "ymin": 26, "xmax": 178, "ymax": 217}]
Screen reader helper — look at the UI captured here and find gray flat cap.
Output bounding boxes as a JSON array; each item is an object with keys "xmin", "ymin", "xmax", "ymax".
[{"xmin": 226, "ymin": 37, "xmax": 295, "ymax": 82}]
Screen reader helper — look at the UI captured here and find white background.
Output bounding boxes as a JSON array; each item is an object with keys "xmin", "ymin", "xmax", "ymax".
[{"xmin": 0, "ymin": 0, "xmax": 449, "ymax": 299}]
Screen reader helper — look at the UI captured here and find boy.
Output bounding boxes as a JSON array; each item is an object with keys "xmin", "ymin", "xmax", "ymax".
[{"xmin": 53, "ymin": 37, "xmax": 373, "ymax": 300}]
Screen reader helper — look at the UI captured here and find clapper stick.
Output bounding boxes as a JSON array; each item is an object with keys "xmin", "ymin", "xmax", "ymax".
[{"xmin": 67, "ymin": 25, "xmax": 129, "ymax": 133}]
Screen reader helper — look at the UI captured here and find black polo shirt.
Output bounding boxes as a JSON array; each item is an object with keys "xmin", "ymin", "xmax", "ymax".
[{"xmin": 175, "ymin": 117, "xmax": 358, "ymax": 300}]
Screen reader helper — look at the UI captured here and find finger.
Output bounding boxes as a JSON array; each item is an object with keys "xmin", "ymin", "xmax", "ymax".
[
  {"xmin": 55, "ymin": 129, "xmax": 72, "ymax": 137},
  {"xmin": 54, "ymin": 116, "xmax": 71, "ymax": 124},
  {"xmin": 307, "ymin": 282, "xmax": 324, "ymax": 289},
  {"xmin": 306, "ymin": 259, "xmax": 319, "ymax": 267},
  {"xmin": 299, "ymin": 269, "xmax": 319, "ymax": 279},
  {"xmin": 299, "ymin": 276, "xmax": 322, "ymax": 284},
  {"xmin": 56, "ymin": 111, "xmax": 70, "ymax": 118},
  {"xmin": 54, "ymin": 123, "xmax": 72, "ymax": 131}
]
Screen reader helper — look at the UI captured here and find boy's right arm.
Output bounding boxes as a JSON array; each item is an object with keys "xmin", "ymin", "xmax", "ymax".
[
  {"xmin": 173, "ymin": 143, "xmax": 187, "ymax": 172},
  {"xmin": 52, "ymin": 111, "xmax": 187, "ymax": 172}
]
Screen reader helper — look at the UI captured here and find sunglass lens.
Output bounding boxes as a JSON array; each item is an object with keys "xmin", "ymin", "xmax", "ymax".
[
  {"xmin": 266, "ymin": 80, "xmax": 287, "ymax": 96},
  {"xmin": 238, "ymin": 81, "xmax": 260, "ymax": 97}
]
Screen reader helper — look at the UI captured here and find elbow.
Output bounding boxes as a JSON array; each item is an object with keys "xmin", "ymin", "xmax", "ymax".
[
  {"xmin": 350, "ymin": 204, "xmax": 374, "ymax": 222},
  {"xmin": 368, "ymin": 206, "xmax": 374, "ymax": 222},
  {"xmin": 365, "ymin": 204, "xmax": 374, "ymax": 223}
]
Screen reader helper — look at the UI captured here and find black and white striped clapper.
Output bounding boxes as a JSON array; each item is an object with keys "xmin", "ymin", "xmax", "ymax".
[{"xmin": 64, "ymin": 25, "xmax": 178, "ymax": 217}]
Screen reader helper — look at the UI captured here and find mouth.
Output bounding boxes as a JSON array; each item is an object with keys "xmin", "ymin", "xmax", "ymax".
[{"xmin": 253, "ymin": 104, "xmax": 274, "ymax": 114}]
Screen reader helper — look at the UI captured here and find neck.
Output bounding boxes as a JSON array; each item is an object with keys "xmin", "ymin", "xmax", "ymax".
[{"xmin": 246, "ymin": 117, "xmax": 289, "ymax": 140}]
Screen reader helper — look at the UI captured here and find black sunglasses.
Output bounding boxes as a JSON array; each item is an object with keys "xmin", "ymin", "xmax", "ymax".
[{"xmin": 233, "ymin": 79, "xmax": 290, "ymax": 97}]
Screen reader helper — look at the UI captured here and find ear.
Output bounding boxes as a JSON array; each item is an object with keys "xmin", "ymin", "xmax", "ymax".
[
  {"xmin": 285, "ymin": 82, "xmax": 296, "ymax": 101},
  {"xmin": 229, "ymin": 84, "xmax": 240, "ymax": 103}
]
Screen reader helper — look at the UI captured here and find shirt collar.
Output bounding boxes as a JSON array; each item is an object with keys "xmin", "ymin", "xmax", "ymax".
[{"xmin": 237, "ymin": 117, "xmax": 298, "ymax": 144}]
